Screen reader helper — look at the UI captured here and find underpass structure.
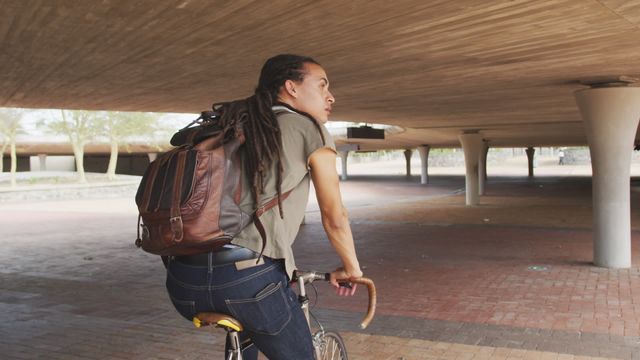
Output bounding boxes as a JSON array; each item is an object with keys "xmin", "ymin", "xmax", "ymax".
[{"xmin": 2, "ymin": 3, "xmax": 640, "ymax": 358}]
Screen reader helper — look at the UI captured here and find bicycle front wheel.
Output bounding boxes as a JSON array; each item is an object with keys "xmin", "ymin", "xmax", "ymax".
[{"xmin": 314, "ymin": 330, "xmax": 348, "ymax": 360}]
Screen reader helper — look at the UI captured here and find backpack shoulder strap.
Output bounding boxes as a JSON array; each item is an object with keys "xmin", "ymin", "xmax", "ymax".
[
  {"xmin": 169, "ymin": 150, "xmax": 188, "ymax": 244},
  {"xmin": 252, "ymin": 189, "xmax": 293, "ymax": 262}
]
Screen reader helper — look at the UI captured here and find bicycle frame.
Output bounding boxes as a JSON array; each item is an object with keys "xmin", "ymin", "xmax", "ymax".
[
  {"xmin": 296, "ymin": 271, "xmax": 325, "ymax": 326},
  {"xmin": 226, "ymin": 331, "xmax": 243, "ymax": 360},
  {"xmin": 296, "ymin": 271, "xmax": 330, "ymax": 360}
]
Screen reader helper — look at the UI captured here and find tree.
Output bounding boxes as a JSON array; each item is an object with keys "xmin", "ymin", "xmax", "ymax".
[
  {"xmin": 40, "ymin": 110, "xmax": 101, "ymax": 183},
  {"xmin": 99, "ymin": 111, "xmax": 158, "ymax": 180},
  {"xmin": 0, "ymin": 108, "xmax": 24, "ymax": 187}
]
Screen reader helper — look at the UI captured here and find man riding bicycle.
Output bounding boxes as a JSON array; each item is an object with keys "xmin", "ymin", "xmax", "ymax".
[{"xmin": 165, "ymin": 54, "xmax": 363, "ymax": 359}]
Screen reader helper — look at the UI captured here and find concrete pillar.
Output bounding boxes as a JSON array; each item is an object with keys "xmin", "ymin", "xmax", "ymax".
[
  {"xmin": 525, "ymin": 147, "xmax": 535, "ymax": 177},
  {"xmin": 482, "ymin": 141, "xmax": 489, "ymax": 182},
  {"xmin": 459, "ymin": 133, "xmax": 483, "ymax": 205},
  {"xmin": 404, "ymin": 149, "xmax": 413, "ymax": 177},
  {"xmin": 479, "ymin": 141, "xmax": 489, "ymax": 195},
  {"xmin": 38, "ymin": 154, "xmax": 47, "ymax": 171},
  {"xmin": 417, "ymin": 145, "xmax": 430, "ymax": 185},
  {"xmin": 575, "ymin": 86, "xmax": 640, "ymax": 268},
  {"xmin": 338, "ymin": 151, "xmax": 349, "ymax": 181}
]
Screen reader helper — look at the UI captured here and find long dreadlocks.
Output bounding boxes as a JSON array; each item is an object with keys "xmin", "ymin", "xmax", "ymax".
[{"xmin": 215, "ymin": 54, "xmax": 326, "ymax": 217}]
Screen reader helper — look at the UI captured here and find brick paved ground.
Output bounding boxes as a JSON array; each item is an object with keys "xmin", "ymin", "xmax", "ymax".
[{"xmin": 1, "ymin": 174, "xmax": 639, "ymax": 359}]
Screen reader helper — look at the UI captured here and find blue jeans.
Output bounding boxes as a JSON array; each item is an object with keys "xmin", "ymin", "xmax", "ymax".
[{"xmin": 165, "ymin": 255, "xmax": 314, "ymax": 360}]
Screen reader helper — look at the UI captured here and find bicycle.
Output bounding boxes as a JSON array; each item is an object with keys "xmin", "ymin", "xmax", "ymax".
[{"xmin": 192, "ymin": 270, "xmax": 377, "ymax": 360}]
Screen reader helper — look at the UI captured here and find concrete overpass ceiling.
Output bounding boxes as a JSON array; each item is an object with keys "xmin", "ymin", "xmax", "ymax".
[{"xmin": 2, "ymin": 0, "xmax": 640, "ymax": 147}]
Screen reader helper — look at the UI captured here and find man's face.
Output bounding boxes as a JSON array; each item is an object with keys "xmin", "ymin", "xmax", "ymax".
[{"xmin": 289, "ymin": 63, "xmax": 335, "ymax": 124}]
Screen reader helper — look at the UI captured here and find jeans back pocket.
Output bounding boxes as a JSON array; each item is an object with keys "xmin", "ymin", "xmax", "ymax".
[{"xmin": 225, "ymin": 281, "xmax": 292, "ymax": 335}]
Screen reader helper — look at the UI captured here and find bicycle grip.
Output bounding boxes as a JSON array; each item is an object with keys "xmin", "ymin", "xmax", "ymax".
[{"xmin": 350, "ymin": 277, "xmax": 376, "ymax": 329}]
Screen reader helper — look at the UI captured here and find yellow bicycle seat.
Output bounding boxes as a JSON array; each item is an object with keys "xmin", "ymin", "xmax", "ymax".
[{"xmin": 193, "ymin": 312, "xmax": 243, "ymax": 332}]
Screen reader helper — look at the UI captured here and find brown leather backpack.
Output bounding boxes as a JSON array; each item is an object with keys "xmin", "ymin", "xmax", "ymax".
[{"xmin": 134, "ymin": 109, "xmax": 288, "ymax": 257}]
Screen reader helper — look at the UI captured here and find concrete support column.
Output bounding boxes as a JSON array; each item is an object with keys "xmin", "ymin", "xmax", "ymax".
[
  {"xmin": 575, "ymin": 86, "xmax": 640, "ymax": 268},
  {"xmin": 525, "ymin": 147, "xmax": 535, "ymax": 177},
  {"xmin": 404, "ymin": 149, "xmax": 413, "ymax": 177},
  {"xmin": 459, "ymin": 133, "xmax": 483, "ymax": 205},
  {"xmin": 417, "ymin": 145, "xmax": 430, "ymax": 185},
  {"xmin": 38, "ymin": 154, "xmax": 47, "ymax": 171},
  {"xmin": 338, "ymin": 151, "xmax": 349, "ymax": 181},
  {"xmin": 479, "ymin": 141, "xmax": 489, "ymax": 195}
]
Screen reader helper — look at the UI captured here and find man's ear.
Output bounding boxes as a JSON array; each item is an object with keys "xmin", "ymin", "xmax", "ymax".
[{"xmin": 284, "ymin": 80, "xmax": 297, "ymax": 98}]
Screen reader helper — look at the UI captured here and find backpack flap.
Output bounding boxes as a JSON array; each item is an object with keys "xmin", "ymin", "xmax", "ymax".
[{"xmin": 170, "ymin": 111, "xmax": 223, "ymax": 146}]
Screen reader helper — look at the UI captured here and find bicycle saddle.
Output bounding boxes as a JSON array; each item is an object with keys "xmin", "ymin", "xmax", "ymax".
[{"xmin": 192, "ymin": 312, "xmax": 243, "ymax": 332}]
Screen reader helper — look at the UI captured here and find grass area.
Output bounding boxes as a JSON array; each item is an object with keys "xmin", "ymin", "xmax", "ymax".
[{"xmin": 0, "ymin": 172, "xmax": 141, "ymax": 187}]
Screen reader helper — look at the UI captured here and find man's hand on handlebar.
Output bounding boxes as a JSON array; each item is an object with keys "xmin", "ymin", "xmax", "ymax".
[{"xmin": 330, "ymin": 267, "xmax": 363, "ymax": 296}]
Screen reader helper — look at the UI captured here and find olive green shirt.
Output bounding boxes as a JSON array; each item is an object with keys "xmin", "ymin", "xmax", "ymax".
[{"xmin": 231, "ymin": 106, "xmax": 336, "ymax": 278}]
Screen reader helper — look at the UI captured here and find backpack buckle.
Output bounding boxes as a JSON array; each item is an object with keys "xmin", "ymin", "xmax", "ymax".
[{"xmin": 170, "ymin": 216, "xmax": 184, "ymax": 243}]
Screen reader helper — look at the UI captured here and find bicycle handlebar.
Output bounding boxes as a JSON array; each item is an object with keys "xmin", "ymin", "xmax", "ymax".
[
  {"xmin": 348, "ymin": 277, "xmax": 376, "ymax": 329},
  {"xmin": 292, "ymin": 270, "xmax": 377, "ymax": 329}
]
